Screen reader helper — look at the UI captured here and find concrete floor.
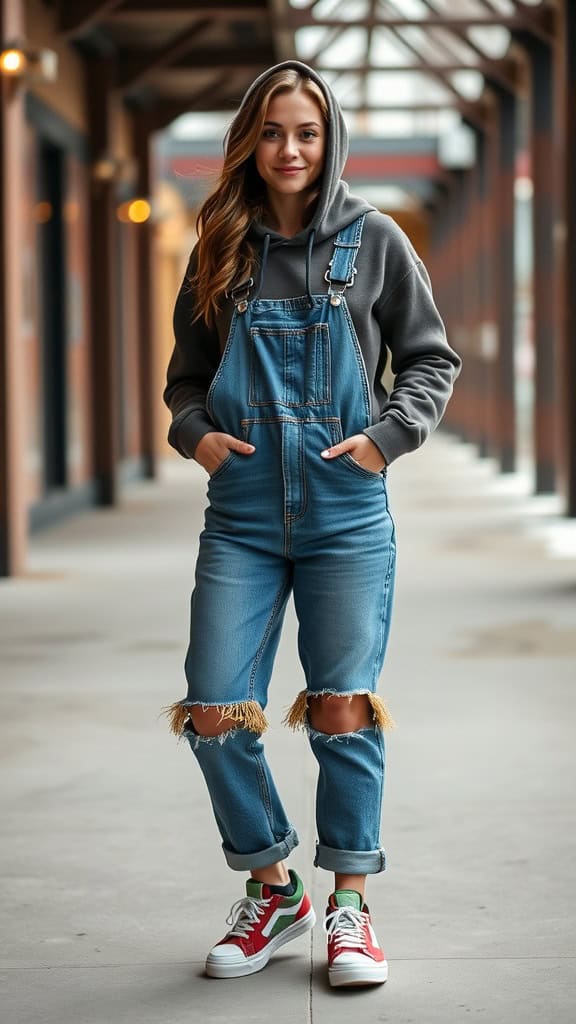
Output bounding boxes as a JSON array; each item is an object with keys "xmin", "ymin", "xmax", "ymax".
[{"xmin": 1, "ymin": 434, "xmax": 575, "ymax": 1023}]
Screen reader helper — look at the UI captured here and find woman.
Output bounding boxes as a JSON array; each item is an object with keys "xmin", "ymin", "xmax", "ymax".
[{"xmin": 163, "ymin": 60, "xmax": 461, "ymax": 987}]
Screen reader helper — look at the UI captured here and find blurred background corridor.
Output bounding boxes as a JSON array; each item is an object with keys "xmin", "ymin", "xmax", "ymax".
[
  {"xmin": 0, "ymin": 0, "xmax": 575, "ymax": 570},
  {"xmin": 1, "ymin": 3, "xmax": 575, "ymax": 1022}
]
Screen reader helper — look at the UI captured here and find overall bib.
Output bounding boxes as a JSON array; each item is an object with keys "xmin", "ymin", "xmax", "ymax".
[{"xmin": 169, "ymin": 216, "xmax": 396, "ymax": 874}]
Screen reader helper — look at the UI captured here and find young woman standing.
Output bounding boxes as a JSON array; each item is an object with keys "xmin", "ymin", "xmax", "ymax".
[{"xmin": 164, "ymin": 61, "xmax": 461, "ymax": 987}]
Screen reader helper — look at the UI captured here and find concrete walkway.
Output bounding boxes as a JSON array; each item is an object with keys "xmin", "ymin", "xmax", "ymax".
[{"xmin": 1, "ymin": 434, "xmax": 575, "ymax": 1023}]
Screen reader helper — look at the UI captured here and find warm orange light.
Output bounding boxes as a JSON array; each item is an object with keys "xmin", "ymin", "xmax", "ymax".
[
  {"xmin": 127, "ymin": 199, "xmax": 151, "ymax": 224},
  {"xmin": 64, "ymin": 200, "xmax": 80, "ymax": 224},
  {"xmin": 0, "ymin": 48, "xmax": 26, "ymax": 75},
  {"xmin": 116, "ymin": 201, "xmax": 130, "ymax": 224},
  {"xmin": 34, "ymin": 201, "xmax": 52, "ymax": 224}
]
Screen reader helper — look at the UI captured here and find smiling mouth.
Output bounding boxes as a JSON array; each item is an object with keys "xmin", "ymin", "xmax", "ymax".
[{"xmin": 275, "ymin": 166, "xmax": 306, "ymax": 172}]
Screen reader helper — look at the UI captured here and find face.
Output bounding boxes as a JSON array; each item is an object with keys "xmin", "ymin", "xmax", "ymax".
[{"xmin": 254, "ymin": 88, "xmax": 326, "ymax": 199}]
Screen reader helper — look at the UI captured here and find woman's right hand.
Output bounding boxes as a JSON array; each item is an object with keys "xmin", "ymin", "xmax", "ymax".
[{"xmin": 194, "ymin": 432, "xmax": 255, "ymax": 476}]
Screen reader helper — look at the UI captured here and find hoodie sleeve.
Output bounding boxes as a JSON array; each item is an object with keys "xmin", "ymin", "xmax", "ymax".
[
  {"xmin": 163, "ymin": 253, "xmax": 221, "ymax": 459},
  {"xmin": 364, "ymin": 236, "xmax": 462, "ymax": 466}
]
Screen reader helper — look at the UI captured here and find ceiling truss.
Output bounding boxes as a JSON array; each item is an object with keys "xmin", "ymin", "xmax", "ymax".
[{"xmin": 55, "ymin": 0, "xmax": 556, "ymax": 135}]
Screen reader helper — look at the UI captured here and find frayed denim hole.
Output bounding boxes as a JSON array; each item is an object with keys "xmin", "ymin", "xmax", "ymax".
[
  {"xmin": 307, "ymin": 724, "xmax": 378, "ymax": 744},
  {"xmin": 184, "ymin": 725, "xmax": 241, "ymax": 751}
]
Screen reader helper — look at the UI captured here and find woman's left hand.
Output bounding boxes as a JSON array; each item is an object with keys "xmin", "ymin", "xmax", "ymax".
[{"xmin": 320, "ymin": 434, "xmax": 387, "ymax": 473}]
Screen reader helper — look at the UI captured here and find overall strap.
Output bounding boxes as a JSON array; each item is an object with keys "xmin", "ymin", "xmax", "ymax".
[{"xmin": 325, "ymin": 214, "xmax": 366, "ymax": 306}]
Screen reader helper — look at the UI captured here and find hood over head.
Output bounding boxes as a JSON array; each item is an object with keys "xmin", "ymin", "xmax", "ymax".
[{"xmin": 233, "ymin": 60, "xmax": 375, "ymax": 246}]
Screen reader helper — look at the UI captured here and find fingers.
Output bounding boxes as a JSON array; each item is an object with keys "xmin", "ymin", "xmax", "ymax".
[
  {"xmin": 320, "ymin": 439, "xmax": 354, "ymax": 458},
  {"xmin": 223, "ymin": 435, "xmax": 255, "ymax": 455},
  {"xmin": 320, "ymin": 434, "xmax": 387, "ymax": 473}
]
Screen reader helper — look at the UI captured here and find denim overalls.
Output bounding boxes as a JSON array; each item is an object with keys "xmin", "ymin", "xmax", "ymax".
[{"xmin": 167, "ymin": 215, "xmax": 396, "ymax": 874}]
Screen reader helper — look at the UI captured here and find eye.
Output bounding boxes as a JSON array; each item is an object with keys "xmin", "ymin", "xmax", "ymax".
[
  {"xmin": 301, "ymin": 130, "xmax": 318, "ymax": 141},
  {"xmin": 262, "ymin": 128, "xmax": 280, "ymax": 139}
]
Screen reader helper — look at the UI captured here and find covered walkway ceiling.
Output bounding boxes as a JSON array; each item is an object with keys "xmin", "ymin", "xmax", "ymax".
[{"xmin": 54, "ymin": 0, "xmax": 555, "ymax": 134}]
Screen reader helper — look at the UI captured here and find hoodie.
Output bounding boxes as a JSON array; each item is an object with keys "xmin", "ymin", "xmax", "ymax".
[{"xmin": 164, "ymin": 60, "xmax": 462, "ymax": 466}]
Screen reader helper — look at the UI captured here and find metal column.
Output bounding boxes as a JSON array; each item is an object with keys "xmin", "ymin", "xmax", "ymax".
[
  {"xmin": 133, "ymin": 111, "xmax": 156, "ymax": 481},
  {"xmin": 494, "ymin": 86, "xmax": 517, "ymax": 473},
  {"xmin": 85, "ymin": 56, "xmax": 119, "ymax": 506},
  {"xmin": 520, "ymin": 33, "xmax": 558, "ymax": 492},
  {"xmin": 0, "ymin": 0, "xmax": 26, "ymax": 575},
  {"xmin": 563, "ymin": 0, "xmax": 576, "ymax": 514}
]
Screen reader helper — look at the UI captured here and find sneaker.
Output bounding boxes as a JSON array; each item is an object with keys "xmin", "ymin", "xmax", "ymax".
[
  {"xmin": 205, "ymin": 869, "xmax": 316, "ymax": 979},
  {"xmin": 324, "ymin": 890, "xmax": 388, "ymax": 987}
]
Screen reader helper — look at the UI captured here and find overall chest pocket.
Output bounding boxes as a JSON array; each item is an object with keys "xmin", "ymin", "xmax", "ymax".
[{"xmin": 249, "ymin": 324, "xmax": 331, "ymax": 407}]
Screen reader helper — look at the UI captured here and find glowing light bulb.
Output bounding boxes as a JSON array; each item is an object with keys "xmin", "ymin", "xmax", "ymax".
[
  {"xmin": 0, "ymin": 48, "xmax": 26, "ymax": 75},
  {"xmin": 127, "ymin": 199, "xmax": 151, "ymax": 224}
]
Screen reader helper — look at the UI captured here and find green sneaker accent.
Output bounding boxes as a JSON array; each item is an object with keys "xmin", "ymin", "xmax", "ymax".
[
  {"xmin": 286, "ymin": 870, "xmax": 304, "ymax": 905},
  {"xmin": 246, "ymin": 870, "xmax": 304, "ymax": 904},
  {"xmin": 332, "ymin": 889, "xmax": 363, "ymax": 911},
  {"xmin": 246, "ymin": 878, "xmax": 266, "ymax": 899},
  {"xmin": 269, "ymin": 912, "xmax": 298, "ymax": 937}
]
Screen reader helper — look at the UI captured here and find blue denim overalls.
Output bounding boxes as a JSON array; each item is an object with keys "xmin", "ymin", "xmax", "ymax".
[{"xmin": 167, "ymin": 215, "xmax": 396, "ymax": 874}]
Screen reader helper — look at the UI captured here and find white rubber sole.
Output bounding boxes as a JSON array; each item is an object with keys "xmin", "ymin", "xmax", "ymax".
[
  {"xmin": 205, "ymin": 907, "xmax": 316, "ymax": 979},
  {"xmin": 329, "ymin": 960, "xmax": 389, "ymax": 987}
]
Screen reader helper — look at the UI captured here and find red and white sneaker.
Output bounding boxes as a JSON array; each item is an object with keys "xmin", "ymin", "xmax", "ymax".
[
  {"xmin": 205, "ymin": 870, "xmax": 316, "ymax": 979},
  {"xmin": 324, "ymin": 890, "xmax": 388, "ymax": 987}
]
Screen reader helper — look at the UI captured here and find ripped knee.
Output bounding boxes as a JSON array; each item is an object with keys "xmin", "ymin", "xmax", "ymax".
[
  {"xmin": 308, "ymin": 693, "xmax": 373, "ymax": 734},
  {"xmin": 189, "ymin": 706, "xmax": 239, "ymax": 737},
  {"xmin": 282, "ymin": 690, "xmax": 395, "ymax": 733},
  {"xmin": 163, "ymin": 700, "xmax": 268, "ymax": 738}
]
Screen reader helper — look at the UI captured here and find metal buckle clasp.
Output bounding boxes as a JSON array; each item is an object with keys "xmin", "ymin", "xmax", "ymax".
[
  {"xmin": 324, "ymin": 261, "xmax": 357, "ymax": 306},
  {"xmin": 227, "ymin": 277, "xmax": 254, "ymax": 313}
]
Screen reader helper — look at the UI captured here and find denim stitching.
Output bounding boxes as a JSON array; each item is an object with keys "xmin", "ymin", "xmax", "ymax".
[
  {"xmin": 206, "ymin": 309, "xmax": 239, "ymax": 421},
  {"xmin": 371, "ymin": 541, "xmax": 395, "ymax": 690},
  {"xmin": 252, "ymin": 295, "xmax": 324, "ymax": 312},
  {"xmin": 241, "ymin": 415, "xmax": 343, "ymax": 426},
  {"xmin": 248, "ymin": 575, "xmax": 291, "ymax": 698},
  {"xmin": 248, "ymin": 324, "xmax": 331, "ymax": 407},
  {"xmin": 340, "ymin": 452, "xmax": 387, "ymax": 481},
  {"xmin": 208, "ymin": 451, "xmax": 237, "ymax": 481},
  {"xmin": 250, "ymin": 744, "xmax": 274, "ymax": 822},
  {"xmin": 374, "ymin": 727, "xmax": 386, "ymax": 851},
  {"xmin": 287, "ymin": 421, "xmax": 307, "ymax": 524},
  {"xmin": 340, "ymin": 298, "xmax": 372, "ymax": 424}
]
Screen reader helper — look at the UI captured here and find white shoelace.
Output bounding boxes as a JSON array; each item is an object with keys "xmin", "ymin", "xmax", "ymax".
[
  {"xmin": 225, "ymin": 896, "xmax": 271, "ymax": 939},
  {"xmin": 324, "ymin": 906, "xmax": 369, "ymax": 953}
]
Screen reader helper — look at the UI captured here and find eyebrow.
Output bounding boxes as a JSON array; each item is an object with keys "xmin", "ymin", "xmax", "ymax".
[{"xmin": 263, "ymin": 120, "xmax": 322, "ymax": 128}]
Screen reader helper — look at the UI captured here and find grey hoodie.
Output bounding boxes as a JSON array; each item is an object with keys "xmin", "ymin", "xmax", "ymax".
[{"xmin": 165, "ymin": 60, "xmax": 462, "ymax": 466}]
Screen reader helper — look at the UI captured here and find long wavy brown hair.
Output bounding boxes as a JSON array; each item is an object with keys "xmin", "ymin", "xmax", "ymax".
[{"xmin": 192, "ymin": 69, "xmax": 329, "ymax": 326}]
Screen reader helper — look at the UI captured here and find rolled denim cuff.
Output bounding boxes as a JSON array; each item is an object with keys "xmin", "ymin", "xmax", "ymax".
[
  {"xmin": 222, "ymin": 826, "xmax": 300, "ymax": 871},
  {"xmin": 314, "ymin": 843, "xmax": 386, "ymax": 874}
]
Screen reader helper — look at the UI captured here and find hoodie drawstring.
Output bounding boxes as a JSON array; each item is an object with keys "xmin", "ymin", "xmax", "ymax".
[
  {"xmin": 252, "ymin": 232, "xmax": 271, "ymax": 302},
  {"xmin": 251, "ymin": 228, "xmax": 316, "ymax": 307},
  {"xmin": 305, "ymin": 229, "xmax": 316, "ymax": 308}
]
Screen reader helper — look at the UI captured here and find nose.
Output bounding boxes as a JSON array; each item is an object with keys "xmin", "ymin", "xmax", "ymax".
[{"xmin": 279, "ymin": 134, "xmax": 299, "ymax": 159}]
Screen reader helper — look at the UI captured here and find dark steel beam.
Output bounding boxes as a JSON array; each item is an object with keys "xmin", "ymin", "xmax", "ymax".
[
  {"xmin": 118, "ymin": 0, "xmax": 266, "ymax": 15},
  {"xmin": 132, "ymin": 110, "xmax": 156, "ymax": 480},
  {"xmin": 144, "ymin": 74, "xmax": 233, "ymax": 129},
  {"xmin": 59, "ymin": 0, "xmax": 124, "ymax": 37},
  {"xmin": 283, "ymin": 14, "xmax": 550, "ymax": 31},
  {"xmin": 418, "ymin": 0, "xmax": 519, "ymax": 92},
  {"xmin": 508, "ymin": 1, "xmax": 557, "ymax": 45},
  {"xmin": 346, "ymin": 0, "xmax": 489, "ymax": 129},
  {"xmin": 565, "ymin": 0, "xmax": 576, "ymax": 515},
  {"xmin": 149, "ymin": 97, "xmax": 485, "ymax": 115},
  {"xmin": 142, "ymin": 44, "xmax": 277, "ymax": 77},
  {"xmin": 514, "ymin": 30, "xmax": 558, "ymax": 493},
  {"xmin": 530, "ymin": 35, "xmax": 557, "ymax": 493},
  {"xmin": 85, "ymin": 55, "xmax": 119, "ymax": 506},
  {"xmin": 116, "ymin": 19, "xmax": 211, "ymax": 90},
  {"xmin": 0, "ymin": 0, "xmax": 27, "ymax": 576},
  {"xmin": 313, "ymin": 62, "xmax": 514, "ymax": 74},
  {"xmin": 494, "ymin": 86, "xmax": 517, "ymax": 473},
  {"xmin": 482, "ymin": 116, "xmax": 501, "ymax": 462}
]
